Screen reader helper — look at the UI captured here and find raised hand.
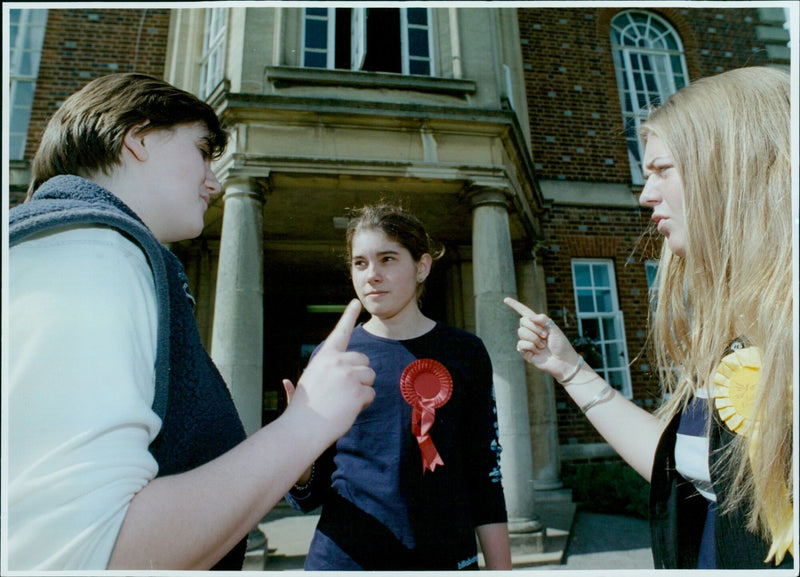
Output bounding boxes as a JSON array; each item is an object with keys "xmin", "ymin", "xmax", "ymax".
[
  {"xmin": 285, "ymin": 299, "xmax": 376, "ymax": 440},
  {"xmin": 503, "ymin": 297, "xmax": 582, "ymax": 382}
]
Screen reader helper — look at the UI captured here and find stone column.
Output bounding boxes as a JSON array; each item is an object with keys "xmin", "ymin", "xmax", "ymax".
[
  {"xmin": 211, "ymin": 179, "xmax": 265, "ymax": 437},
  {"xmin": 469, "ymin": 187, "xmax": 543, "ymax": 548},
  {"xmin": 517, "ymin": 253, "xmax": 562, "ymax": 493}
]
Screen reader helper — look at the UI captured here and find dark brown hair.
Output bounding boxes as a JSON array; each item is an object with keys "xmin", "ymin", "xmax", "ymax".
[
  {"xmin": 345, "ymin": 203, "xmax": 444, "ymax": 299},
  {"xmin": 28, "ymin": 73, "xmax": 227, "ymax": 197}
]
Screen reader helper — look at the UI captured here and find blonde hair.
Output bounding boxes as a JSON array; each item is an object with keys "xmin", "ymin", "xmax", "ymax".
[{"xmin": 642, "ymin": 67, "xmax": 792, "ymax": 543}]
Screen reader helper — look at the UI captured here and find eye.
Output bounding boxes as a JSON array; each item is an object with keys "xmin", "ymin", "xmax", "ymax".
[
  {"xmin": 352, "ymin": 259, "xmax": 366, "ymax": 269},
  {"xmin": 654, "ymin": 164, "xmax": 672, "ymax": 176}
]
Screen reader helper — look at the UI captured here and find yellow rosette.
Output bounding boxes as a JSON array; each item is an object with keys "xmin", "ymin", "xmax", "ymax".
[
  {"xmin": 713, "ymin": 346, "xmax": 794, "ymax": 565},
  {"xmin": 713, "ymin": 346, "xmax": 761, "ymax": 435}
]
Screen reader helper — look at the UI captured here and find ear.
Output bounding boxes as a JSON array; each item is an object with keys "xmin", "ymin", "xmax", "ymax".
[
  {"xmin": 122, "ymin": 123, "xmax": 150, "ymax": 162},
  {"xmin": 416, "ymin": 253, "xmax": 433, "ymax": 283}
]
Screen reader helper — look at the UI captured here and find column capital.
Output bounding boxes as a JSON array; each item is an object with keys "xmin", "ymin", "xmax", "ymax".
[
  {"xmin": 464, "ymin": 182, "xmax": 512, "ymax": 209},
  {"xmin": 221, "ymin": 176, "xmax": 269, "ymax": 203}
]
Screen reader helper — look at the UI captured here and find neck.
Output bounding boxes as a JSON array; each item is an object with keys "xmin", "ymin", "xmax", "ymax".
[{"xmin": 363, "ymin": 307, "xmax": 435, "ymax": 340}]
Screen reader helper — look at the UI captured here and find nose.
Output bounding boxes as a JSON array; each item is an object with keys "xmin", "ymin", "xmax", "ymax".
[
  {"xmin": 205, "ymin": 167, "xmax": 222, "ymax": 196},
  {"xmin": 638, "ymin": 176, "xmax": 659, "ymax": 208},
  {"xmin": 365, "ymin": 262, "xmax": 382, "ymax": 283}
]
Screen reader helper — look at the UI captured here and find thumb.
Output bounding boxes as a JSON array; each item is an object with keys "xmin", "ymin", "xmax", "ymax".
[
  {"xmin": 319, "ymin": 299, "xmax": 362, "ymax": 353},
  {"xmin": 282, "ymin": 378, "xmax": 295, "ymax": 404}
]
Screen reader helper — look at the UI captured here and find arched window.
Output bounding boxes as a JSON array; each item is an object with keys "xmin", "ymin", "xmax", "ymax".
[{"xmin": 610, "ymin": 11, "xmax": 688, "ymax": 184}]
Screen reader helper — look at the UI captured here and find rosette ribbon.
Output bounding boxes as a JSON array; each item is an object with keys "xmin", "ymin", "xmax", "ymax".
[{"xmin": 400, "ymin": 359, "xmax": 453, "ymax": 473}]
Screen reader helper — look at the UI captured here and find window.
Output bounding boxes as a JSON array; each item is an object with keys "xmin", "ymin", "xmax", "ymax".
[
  {"xmin": 645, "ymin": 259, "xmax": 660, "ymax": 317},
  {"xmin": 610, "ymin": 11, "xmax": 688, "ymax": 184},
  {"xmin": 8, "ymin": 8, "xmax": 48, "ymax": 161},
  {"xmin": 572, "ymin": 260, "xmax": 632, "ymax": 397},
  {"xmin": 302, "ymin": 7, "xmax": 434, "ymax": 76},
  {"xmin": 200, "ymin": 7, "xmax": 227, "ymax": 99}
]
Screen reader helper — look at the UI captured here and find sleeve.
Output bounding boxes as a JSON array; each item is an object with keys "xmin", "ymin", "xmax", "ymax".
[
  {"xmin": 464, "ymin": 337, "xmax": 508, "ymax": 527},
  {"xmin": 7, "ymin": 226, "xmax": 162, "ymax": 570},
  {"xmin": 285, "ymin": 444, "xmax": 337, "ymax": 513}
]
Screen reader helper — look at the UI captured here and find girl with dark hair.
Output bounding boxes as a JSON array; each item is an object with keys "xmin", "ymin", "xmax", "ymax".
[{"xmin": 285, "ymin": 203, "xmax": 512, "ymax": 570}]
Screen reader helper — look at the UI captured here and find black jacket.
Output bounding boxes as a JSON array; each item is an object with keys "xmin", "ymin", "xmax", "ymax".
[{"xmin": 650, "ymin": 408, "xmax": 793, "ymax": 570}]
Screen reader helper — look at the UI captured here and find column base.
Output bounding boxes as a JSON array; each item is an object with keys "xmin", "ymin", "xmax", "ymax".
[{"xmin": 508, "ymin": 518, "xmax": 546, "ymax": 555}]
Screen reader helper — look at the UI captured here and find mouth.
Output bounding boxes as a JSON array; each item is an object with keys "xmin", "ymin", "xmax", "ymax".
[
  {"xmin": 200, "ymin": 195, "xmax": 210, "ymax": 208},
  {"xmin": 652, "ymin": 215, "xmax": 667, "ymax": 233},
  {"xmin": 364, "ymin": 291, "xmax": 388, "ymax": 298}
]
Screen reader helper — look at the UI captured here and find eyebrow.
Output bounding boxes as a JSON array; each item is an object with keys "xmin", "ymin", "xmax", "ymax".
[
  {"xmin": 644, "ymin": 156, "xmax": 671, "ymax": 167},
  {"xmin": 352, "ymin": 250, "xmax": 401, "ymax": 260}
]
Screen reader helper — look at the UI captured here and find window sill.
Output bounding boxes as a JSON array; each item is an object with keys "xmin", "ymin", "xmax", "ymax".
[{"xmin": 265, "ymin": 66, "xmax": 476, "ymax": 97}]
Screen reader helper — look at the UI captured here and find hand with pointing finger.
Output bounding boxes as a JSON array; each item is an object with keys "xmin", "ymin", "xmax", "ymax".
[
  {"xmin": 504, "ymin": 296, "xmax": 584, "ymax": 384},
  {"xmin": 283, "ymin": 299, "xmax": 376, "ymax": 442}
]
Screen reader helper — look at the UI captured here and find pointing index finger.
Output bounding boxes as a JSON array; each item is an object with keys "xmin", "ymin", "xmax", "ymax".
[
  {"xmin": 320, "ymin": 299, "xmax": 363, "ymax": 353},
  {"xmin": 504, "ymin": 296, "xmax": 537, "ymax": 318}
]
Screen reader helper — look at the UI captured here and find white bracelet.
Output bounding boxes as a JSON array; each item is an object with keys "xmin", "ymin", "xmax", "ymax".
[
  {"xmin": 580, "ymin": 384, "xmax": 614, "ymax": 414},
  {"xmin": 558, "ymin": 356, "xmax": 585, "ymax": 385}
]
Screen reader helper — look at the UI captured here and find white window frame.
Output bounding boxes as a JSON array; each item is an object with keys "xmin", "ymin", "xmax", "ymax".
[
  {"xmin": 610, "ymin": 11, "xmax": 688, "ymax": 185},
  {"xmin": 571, "ymin": 259, "xmax": 632, "ymax": 398},
  {"xmin": 302, "ymin": 7, "xmax": 335, "ymax": 69},
  {"xmin": 351, "ymin": 8, "xmax": 366, "ymax": 71},
  {"xmin": 200, "ymin": 7, "xmax": 227, "ymax": 99},
  {"xmin": 302, "ymin": 7, "xmax": 434, "ymax": 76},
  {"xmin": 8, "ymin": 8, "xmax": 48, "ymax": 161},
  {"xmin": 401, "ymin": 7, "xmax": 434, "ymax": 76}
]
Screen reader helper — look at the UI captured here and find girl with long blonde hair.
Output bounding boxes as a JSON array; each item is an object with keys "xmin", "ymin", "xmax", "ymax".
[{"xmin": 506, "ymin": 66, "xmax": 794, "ymax": 569}]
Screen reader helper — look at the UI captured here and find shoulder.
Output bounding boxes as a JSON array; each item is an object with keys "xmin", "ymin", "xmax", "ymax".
[
  {"xmin": 11, "ymin": 225, "xmax": 157, "ymax": 328},
  {"xmin": 12, "ymin": 225, "xmax": 151, "ymax": 274},
  {"xmin": 432, "ymin": 323, "xmax": 488, "ymax": 352}
]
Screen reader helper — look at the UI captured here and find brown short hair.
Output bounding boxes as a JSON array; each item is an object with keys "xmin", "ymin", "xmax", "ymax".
[{"xmin": 28, "ymin": 73, "xmax": 228, "ymax": 197}]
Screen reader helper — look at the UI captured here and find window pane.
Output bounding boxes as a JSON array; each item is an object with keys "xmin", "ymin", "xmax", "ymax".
[
  {"xmin": 592, "ymin": 264, "xmax": 610, "ymax": 287},
  {"xmin": 581, "ymin": 318, "xmax": 600, "ymax": 340},
  {"xmin": 577, "ymin": 290, "xmax": 595, "ymax": 313},
  {"xmin": 605, "ymin": 342, "xmax": 625, "ymax": 368},
  {"xmin": 306, "ymin": 7, "xmax": 327, "ymax": 17},
  {"xmin": 305, "ymin": 19, "xmax": 328, "ymax": 49},
  {"xmin": 608, "ymin": 370, "xmax": 625, "ymax": 389},
  {"xmin": 304, "ymin": 51, "xmax": 327, "ymax": 68},
  {"xmin": 409, "ymin": 60, "xmax": 430, "ymax": 76},
  {"xmin": 407, "ymin": 8, "xmax": 427, "ymax": 25},
  {"xmin": 408, "ymin": 28, "xmax": 429, "ymax": 57},
  {"xmin": 10, "ymin": 106, "xmax": 32, "ymax": 133},
  {"xmin": 14, "ymin": 81, "xmax": 34, "ymax": 102},
  {"xmin": 596, "ymin": 289, "xmax": 612, "ymax": 312},
  {"xmin": 573, "ymin": 264, "xmax": 591, "ymax": 287},
  {"xmin": 26, "ymin": 21, "xmax": 46, "ymax": 47},
  {"xmin": 602, "ymin": 317, "xmax": 617, "ymax": 340}
]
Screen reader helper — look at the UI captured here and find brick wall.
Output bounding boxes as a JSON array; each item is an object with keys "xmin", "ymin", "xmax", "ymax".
[
  {"xmin": 540, "ymin": 204, "xmax": 661, "ymax": 445},
  {"xmin": 518, "ymin": 6, "xmax": 774, "ymax": 182},
  {"xmin": 518, "ymin": 6, "xmax": 778, "ymax": 447}
]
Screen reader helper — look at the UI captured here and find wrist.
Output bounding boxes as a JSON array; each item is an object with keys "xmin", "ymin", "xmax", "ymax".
[{"xmin": 557, "ymin": 356, "xmax": 584, "ymax": 385}]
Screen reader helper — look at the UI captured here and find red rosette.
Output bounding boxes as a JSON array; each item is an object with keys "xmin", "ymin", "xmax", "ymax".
[{"xmin": 400, "ymin": 359, "xmax": 453, "ymax": 473}]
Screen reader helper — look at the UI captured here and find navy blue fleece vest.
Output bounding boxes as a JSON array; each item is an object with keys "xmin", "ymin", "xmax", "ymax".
[{"xmin": 10, "ymin": 175, "xmax": 247, "ymax": 569}]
